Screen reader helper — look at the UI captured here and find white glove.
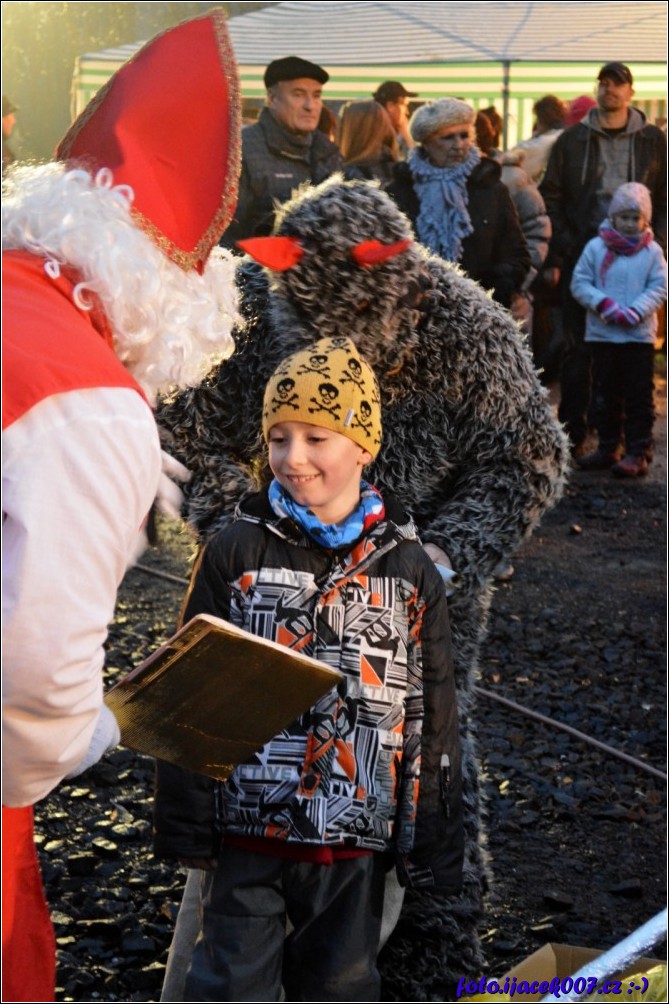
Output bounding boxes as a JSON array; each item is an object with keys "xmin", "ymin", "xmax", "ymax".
[
  {"xmin": 155, "ymin": 450, "xmax": 191, "ymax": 520},
  {"xmin": 125, "ymin": 451, "xmax": 192, "ymax": 566},
  {"xmin": 64, "ymin": 704, "xmax": 121, "ymax": 779},
  {"xmin": 423, "ymin": 543, "xmax": 460, "ymax": 597}
]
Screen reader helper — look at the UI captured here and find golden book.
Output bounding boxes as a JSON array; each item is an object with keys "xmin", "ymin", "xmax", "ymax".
[{"xmin": 104, "ymin": 614, "xmax": 342, "ymax": 780}]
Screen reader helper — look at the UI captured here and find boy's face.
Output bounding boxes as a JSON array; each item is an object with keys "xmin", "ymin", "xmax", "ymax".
[
  {"xmin": 612, "ymin": 208, "xmax": 646, "ymax": 237},
  {"xmin": 268, "ymin": 421, "xmax": 372, "ymax": 525}
]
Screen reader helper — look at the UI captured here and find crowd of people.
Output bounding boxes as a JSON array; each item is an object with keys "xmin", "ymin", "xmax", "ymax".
[
  {"xmin": 2, "ymin": 13, "xmax": 666, "ymax": 1003},
  {"xmin": 217, "ymin": 56, "xmax": 666, "ymax": 478}
]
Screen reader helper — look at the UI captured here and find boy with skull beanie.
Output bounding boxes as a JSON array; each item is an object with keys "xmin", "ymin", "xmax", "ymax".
[
  {"xmin": 154, "ymin": 336, "xmax": 463, "ymax": 1001},
  {"xmin": 262, "ymin": 335, "xmax": 382, "ymax": 455}
]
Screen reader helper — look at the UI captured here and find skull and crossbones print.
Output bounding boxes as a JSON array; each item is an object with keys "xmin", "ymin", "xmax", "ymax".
[
  {"xmin": 296, "ymin": 354, "xmax": 331, "ymax": 378},
  {"xmin": 325, "ymin": 336, "xmax": 353, "ymax": 354},
  {"xmin": 308, "ymin": 382, "xmax": 342, "ymax": 419},
  {"xmin": 340, "ymin": 356, "xmax": 367, "ymax": 391},
  {"xmin": 349, "ymin": 399, "xmax": 375, "ymax": 439},
  {"xmin": 269, "ymin": 377, "xmax": 300, "ymax": 412}
]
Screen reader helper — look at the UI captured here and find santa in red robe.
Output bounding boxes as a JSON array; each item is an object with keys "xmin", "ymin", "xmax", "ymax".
[{"xmin": 2, "ymin": 12, "xmax": 241, "ymax": 1000}]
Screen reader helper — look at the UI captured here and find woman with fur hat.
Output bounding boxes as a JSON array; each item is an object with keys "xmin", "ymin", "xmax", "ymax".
[
  {"xmin": 386, "ymin": 97, "xmax": 530, "ymax": 307},
  {"xmin": 157, "ymin": 175, "xmax": 568, "ymax": 998}
]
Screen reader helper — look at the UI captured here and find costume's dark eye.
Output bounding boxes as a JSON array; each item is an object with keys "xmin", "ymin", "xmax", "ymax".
[{"xmin": 399, "ymin": 274, "xmax": 432, "ymax": 310}]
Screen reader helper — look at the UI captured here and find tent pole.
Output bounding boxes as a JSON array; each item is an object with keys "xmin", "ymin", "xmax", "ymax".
[{"xmin": 502, "ymin": 60, "xmax": 511, "ymax": 149}]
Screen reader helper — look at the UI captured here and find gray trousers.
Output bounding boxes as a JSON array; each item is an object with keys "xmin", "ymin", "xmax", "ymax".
[
  {"xmin": 180, "ymin": 847, "xmax": 386, "ymax": 1002},
  {"xmin": 161, "ymin": 863, "xmax": 405, "ymax": 1002}
]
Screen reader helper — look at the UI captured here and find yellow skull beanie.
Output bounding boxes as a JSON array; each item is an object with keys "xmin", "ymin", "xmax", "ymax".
[{"xmin": 262, "ymin": 337, "xmax": 382, "ymax": 458}]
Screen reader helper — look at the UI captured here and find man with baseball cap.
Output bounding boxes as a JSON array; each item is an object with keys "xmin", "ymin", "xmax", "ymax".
[
  {"xmin": 221, "ymin": 55, "xmax": 342, "ymax": 247},
  {"xmin": 373, "ymin": 80, "xmax": 418, "ymax": 157},
  {"xmin": 540, "ymin": 61, "xmax": 666, "ymax": 455}
]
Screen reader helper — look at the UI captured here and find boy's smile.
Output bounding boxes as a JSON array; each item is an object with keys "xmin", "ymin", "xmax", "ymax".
[{"xmin": 268, "ymin": 421, "xmax": 372, "ymax": 525}]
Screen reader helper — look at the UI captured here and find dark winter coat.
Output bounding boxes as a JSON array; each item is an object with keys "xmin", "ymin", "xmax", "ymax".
[
  {"xmin": 154, "ymin": 489, "xmax": 464, "ymax": 894},
  {"xmin": 157, "ymin": 177, "xmax": 568, "ymax": 989},
  {"xmin": 343, "ymin": 148, "xmax": 397, "ymax": 187},
  {"xmin": 158, "ymin": 172, "xmax": 567, "ymax": 772},
  {"xmin": 220, "ymin": 107, "xmax": 343, "ymax": 249},
  {"xmin": 540, "ymin": 108, "xmax": 667, "ymax": 268},
  {"xmin": 386, "ymin": 156, "xmax": 530, "ymax": 306}
]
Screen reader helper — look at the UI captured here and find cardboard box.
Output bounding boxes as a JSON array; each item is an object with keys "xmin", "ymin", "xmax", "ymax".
[
  {"xmin": 508, "ymin": 942, "xmax": 660, "ymax": 987},
  {"xmin": 464, "ymin": 943, "xmax": 664, "ymax": 1001}
]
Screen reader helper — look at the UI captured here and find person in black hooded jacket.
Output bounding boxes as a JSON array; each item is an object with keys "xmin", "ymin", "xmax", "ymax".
[
  {"xmin": 539, "ymin": 61, "xmax": 667, "ymax": 454},
  {"xmin": 386, "ymin": 97, "xmax": 530, "ymax": 308}
]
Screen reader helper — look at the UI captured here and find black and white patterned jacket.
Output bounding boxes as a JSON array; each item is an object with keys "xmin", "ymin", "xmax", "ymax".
[{"xmin": 153, "ymin": 489, "xmax": 464, "ymax": 894}]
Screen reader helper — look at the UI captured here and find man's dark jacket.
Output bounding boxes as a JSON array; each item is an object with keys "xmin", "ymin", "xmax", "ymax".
[
  {"xmin": 386, "ymin": 156, "xmax": 530, "ymax": 308},
  {"xmin": 540, "ymin": 108, "xmax": 667, "ymax": 268},
  {"xmin": 221, "ymin": 107, "xmax": 342, "ymax": 248}
]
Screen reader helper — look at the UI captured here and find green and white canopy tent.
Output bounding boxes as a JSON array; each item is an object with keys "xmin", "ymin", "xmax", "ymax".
[{"xmin": 72, "ymin": 0, "xmax": 667, "ymax": 147}]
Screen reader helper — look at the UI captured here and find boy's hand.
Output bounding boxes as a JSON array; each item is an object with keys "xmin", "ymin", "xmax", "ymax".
[{"xmin": 178, "ymin": 857, "xmax": 218, "ymax": 871}]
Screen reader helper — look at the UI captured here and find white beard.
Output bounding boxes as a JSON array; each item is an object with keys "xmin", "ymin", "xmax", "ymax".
[{"xmin": 3, "ymin": 163, "xmax": 241, "ymax": 403}]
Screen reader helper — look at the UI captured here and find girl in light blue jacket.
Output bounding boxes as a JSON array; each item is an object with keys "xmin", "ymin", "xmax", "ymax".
[{"xmin": 571, "ymin": 182, "xmax": 667, "ymax": 476}]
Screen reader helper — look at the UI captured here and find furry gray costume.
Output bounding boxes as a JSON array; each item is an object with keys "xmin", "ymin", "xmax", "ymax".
[{"xmin": 158, "ymin": 177, "xmax": 569, "ymax": 999}]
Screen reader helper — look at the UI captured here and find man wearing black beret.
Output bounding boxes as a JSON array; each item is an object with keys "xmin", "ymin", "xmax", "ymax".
[{"xmin": 221, "ymin": 55, "xmax": 342, "ymax": 248}]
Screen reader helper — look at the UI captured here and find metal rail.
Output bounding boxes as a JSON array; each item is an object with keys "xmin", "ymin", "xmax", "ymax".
[
  {"xmin": 540, "ymin": 909, "xmax": 667, "ymax": 1003},
  {"xmin": 474, "ymin": 685, "xmax": 667, "ymax": 782}
]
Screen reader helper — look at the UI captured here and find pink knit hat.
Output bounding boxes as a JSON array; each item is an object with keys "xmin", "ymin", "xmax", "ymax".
[
  {"xmin": 609, "ymin": 183, "xmax": 652, "ymax": 223},
  {"xmin": 566, "ymin": 95, "xmax": 596, "ymax": 127}
]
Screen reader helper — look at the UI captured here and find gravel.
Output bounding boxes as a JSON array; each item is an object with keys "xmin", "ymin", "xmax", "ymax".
[{"xmin": 35, "ymin": 380, "xmax": 667, "ymax": 1002}]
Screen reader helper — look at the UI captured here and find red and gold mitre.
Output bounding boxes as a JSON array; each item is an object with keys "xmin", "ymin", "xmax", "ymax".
[{"xmin": 56, "ymin": 9, "xmax": 241, "ymax": 273}]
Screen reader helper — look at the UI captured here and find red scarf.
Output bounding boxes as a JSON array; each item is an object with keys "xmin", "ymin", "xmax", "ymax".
[{"xmin": 598, "ymin": 226, "xmax": 653, "ymax": 285}]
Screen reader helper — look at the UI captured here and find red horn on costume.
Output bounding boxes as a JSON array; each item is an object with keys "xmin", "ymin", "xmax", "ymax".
[
  {"xmin": 350, "ymin": 238, "xmax": 412, "ymax": 268},
  {"xmin": 237, "ymin": 237, "xmax": 304, "ymax": 270}
]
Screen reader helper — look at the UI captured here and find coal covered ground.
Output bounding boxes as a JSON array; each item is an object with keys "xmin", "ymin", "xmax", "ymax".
[{"xmin": 36, "ymin": 385, "xmax": 667, "ymax": 1003}]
